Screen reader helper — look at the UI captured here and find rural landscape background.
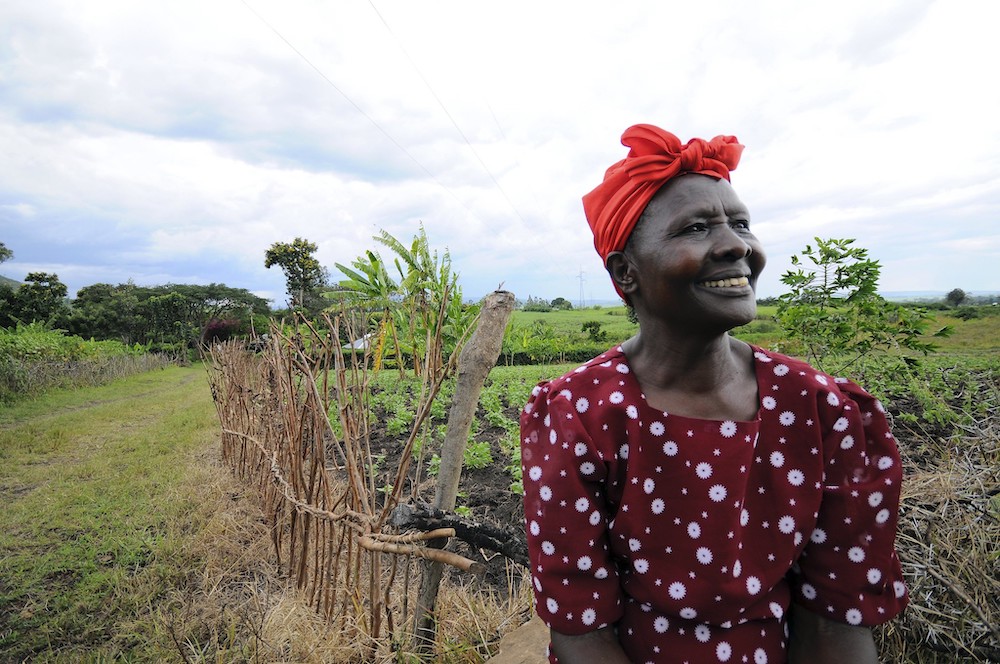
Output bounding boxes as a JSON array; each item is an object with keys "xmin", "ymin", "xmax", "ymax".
[{"xmin": 1, "ymin": 228, "xmax": 998, "ymax": 662}]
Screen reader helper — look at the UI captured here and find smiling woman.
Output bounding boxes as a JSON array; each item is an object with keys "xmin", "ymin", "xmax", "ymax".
[{"xmin": 520, "ymin": 125, "xmax": 908, "ymax": 664}]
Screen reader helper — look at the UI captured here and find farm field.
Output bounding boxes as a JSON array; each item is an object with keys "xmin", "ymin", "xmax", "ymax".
[
  {"xmin": 510, "ymin": 304, "xmax": 1000, "ymax": 356},
  {"xmin": 1, "ymin": 309, "xmax": 998, "ymax": 661}
]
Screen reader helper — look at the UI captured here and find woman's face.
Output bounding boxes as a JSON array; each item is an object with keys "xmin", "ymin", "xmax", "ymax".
[{"xmin": 614, "ymin": 174, "xmax": 766, "ymax": 333}]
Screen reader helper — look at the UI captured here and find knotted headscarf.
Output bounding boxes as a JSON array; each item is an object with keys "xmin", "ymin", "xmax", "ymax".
[{"xmin": 583, "ymin": 125, "xmax": 744, "ymax": 266}]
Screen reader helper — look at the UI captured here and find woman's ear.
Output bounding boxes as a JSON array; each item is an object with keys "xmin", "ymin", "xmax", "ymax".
[{"xmin": 605, "ymin": 251, "xmax": 638, "ymax": 296}]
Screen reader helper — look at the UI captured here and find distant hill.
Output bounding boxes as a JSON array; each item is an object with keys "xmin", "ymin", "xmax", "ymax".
[
  {"xmin": 0, "ymin": 274, "xmax": 21, "ymax": 289},
  {"xmin": 882, "ymin": 290, "xmax": 1000, "ymax": 302}
]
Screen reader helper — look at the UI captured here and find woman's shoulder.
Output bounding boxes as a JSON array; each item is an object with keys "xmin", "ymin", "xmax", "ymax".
[
  {"xmin": 749, "ymin": 344, "xmax": 839, "ymax": 389},
  {"xmin": 748, "ymin": 344, "xmax": 882, "ymax": 411},
  {"xmin": 546, "ymin": 345, "xmax": 631, "ymax": 394}
]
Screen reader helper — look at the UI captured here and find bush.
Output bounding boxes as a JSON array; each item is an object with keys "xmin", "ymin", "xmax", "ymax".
[
  {"xmin": 0, "ymin": 323, "xmax": 169, "ymax": 402},
  {"xmin": 954, "ymin": 306, "xmax": 980, "ymax": 320}
]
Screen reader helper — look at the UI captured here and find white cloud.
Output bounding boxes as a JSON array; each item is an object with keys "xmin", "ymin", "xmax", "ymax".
[{"xmin": 0, "ymin": 0, "xmax": 997, "ymax": 304}]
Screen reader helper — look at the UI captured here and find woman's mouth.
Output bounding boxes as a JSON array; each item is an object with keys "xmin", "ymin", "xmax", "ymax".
[{"xmin": 701, "ymin": 276, "xmax": 750, "ymax": 288}]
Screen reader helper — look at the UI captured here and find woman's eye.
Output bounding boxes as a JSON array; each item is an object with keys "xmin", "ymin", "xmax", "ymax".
[
  {"xmin": 732, "ymin": 220, "xmax": 751, "ymax": 230},
  {"xmin": 684, "ymin": 223, "xmax": 709, "ymax": 233}
]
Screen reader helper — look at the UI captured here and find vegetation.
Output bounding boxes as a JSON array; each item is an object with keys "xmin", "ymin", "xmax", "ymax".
[
  {"xmin": 2, "ymin": 234, "xmax": 999, "ymax": 661},
  {"xmin": 334, "ymin": 225, "xmax": 478, "ymax": 376},
  {"xmin": 264, "ymin": 236, "xmax": 330, "ymax": 312},
  {"xmin": 775, "ymin": 237, "xmax": 950, "ymax": 375},
  {"xmin": 945, "ymin": 287, "xmax": 967, "ymax": 307},
  {"xmin": 0, "ymin": 366, "xmax": 221, "ymax": 660},
  {"xmin": 0, "ymin": 323, "xmax": 172, "ymax": 403},
  {"xmin": 0, "ymin": 271, "xmax": 70, "ymax": 329}
]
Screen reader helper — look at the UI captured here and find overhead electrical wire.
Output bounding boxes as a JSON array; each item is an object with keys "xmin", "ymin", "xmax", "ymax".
[
  {"xmin": 365, "ymin": 0, "xmax": 529, "ymax": 225},
  {"xmin": 239, "ymin": 0, "xmax": 481, "ymax": 221}
]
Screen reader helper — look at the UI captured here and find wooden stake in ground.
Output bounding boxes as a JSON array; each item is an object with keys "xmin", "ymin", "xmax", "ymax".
[{"xmin": 413, "ymin": 290, "xmax": 515, "ymax": 651}]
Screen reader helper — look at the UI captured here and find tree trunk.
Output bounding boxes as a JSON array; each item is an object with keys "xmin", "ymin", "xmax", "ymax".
[{"xmin": 412, "ymin": 290, "xmax": 515, "ymax": 652}]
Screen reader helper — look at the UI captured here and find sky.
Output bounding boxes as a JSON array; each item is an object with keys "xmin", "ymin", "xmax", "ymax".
[{"xmin": 1, "ymin": 0, "xmax": 998, "ymax": 308}]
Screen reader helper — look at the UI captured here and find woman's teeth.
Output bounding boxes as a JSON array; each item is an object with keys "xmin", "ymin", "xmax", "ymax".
[{"xmin": 702, "ymin": 276, "xmax": 749, "ymax": 288}]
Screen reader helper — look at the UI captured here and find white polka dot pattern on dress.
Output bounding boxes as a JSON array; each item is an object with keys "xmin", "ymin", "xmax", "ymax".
[{"xmin": 520, "ymin": 346, "xmax": 908, "ymax": 662}]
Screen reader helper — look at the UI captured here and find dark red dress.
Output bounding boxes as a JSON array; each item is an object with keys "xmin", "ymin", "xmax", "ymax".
[{"xmin": 521, "ymin": 345, "xmax": 908, "ymax": 664}]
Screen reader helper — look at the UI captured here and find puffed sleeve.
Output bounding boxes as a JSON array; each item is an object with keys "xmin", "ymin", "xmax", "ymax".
[
  {"xmin": 521, "ymin": 381, "xmax": 624, "ymax": 634},
  {"xmin": 790, "ymin": 377, "xmax": 909, "ymax": 625}
]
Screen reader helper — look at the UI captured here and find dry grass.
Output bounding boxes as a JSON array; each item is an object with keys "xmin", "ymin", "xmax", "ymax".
[
  {"xmin": 142, "ymin": 444, "xmax": 532, "ymax": 663},
  {"xmin": 875, "ymin": 400, "xmax": 1000, "ymax": 662}
]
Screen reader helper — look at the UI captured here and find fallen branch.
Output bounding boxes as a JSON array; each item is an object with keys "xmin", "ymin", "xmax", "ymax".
[
  {"xmin": 391, "ymin": 501, "xmax": 528, "ymax": 568},
  {"xmin": 358, "ymin": 535, "xmax": 484, "ymax": 574}
]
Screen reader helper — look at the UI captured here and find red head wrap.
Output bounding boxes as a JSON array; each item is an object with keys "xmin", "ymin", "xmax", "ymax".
[{"xmin": 583, "ymin": 125, "xmax": 744, "ymax": 267}]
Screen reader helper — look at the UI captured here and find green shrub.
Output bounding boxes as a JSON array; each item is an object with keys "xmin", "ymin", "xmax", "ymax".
[{"xmin": 0, "ymin": 323, "xmax": 167, "ymax": 402}]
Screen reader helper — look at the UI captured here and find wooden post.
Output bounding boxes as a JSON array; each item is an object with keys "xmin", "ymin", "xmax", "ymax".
[{"xmin": 413, "ymin": 290, "xmax": 515, "ymax": 651}]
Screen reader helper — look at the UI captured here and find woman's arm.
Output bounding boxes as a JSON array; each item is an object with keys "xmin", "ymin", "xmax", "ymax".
[
  {"xmin": 788, "ymin": 603, "xmax": 878, "ymax": 664},
  {"xmin": 550, "ymin": 626, "xmax": 632, "ymax": 664}
]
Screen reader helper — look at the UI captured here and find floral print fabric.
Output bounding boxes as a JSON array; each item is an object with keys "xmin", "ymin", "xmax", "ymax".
[{"xmin": 521, "ymin": 345, "xmax": 908, "ymax": 663}]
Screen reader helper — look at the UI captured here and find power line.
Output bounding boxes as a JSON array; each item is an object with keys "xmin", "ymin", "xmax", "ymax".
[
  {"xmin": 239, "ymin": 0, "xmax": 479, "ymax": 220},
  {"xmin": 365, "ymin": 0, "xmax": 528, "ymax": 225}
]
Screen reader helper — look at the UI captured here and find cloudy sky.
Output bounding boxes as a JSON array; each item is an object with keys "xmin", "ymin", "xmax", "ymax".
[{"xmin": 1, "ymin": 0, "xmax": 997, "ymax": 307}]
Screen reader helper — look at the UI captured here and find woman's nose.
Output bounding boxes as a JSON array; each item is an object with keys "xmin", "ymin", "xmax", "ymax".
[{"xmin": 712, "ymin": 226, "xmax": 753, "ymax": 260}]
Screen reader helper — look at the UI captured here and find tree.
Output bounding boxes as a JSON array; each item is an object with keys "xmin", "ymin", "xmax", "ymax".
[
  {"xmin": 7, "ymin": 272, "xmax": 69, "ymax": 326},
  {"xmin": 0, "ymin": 242, "xmax": 12, "ymax": 263},
  {"xmin": 550, "ymin": 297, "xmax": 573, "ymax": 310},
  {"xmin": 776, "ymin": 237, "xmax": 948, "ymax": 374},
  {"xmin": 945, "ymin": 288, "xmax": 967, "ymax": 307},
  {"xmin": 265, "ymin": 238, "xmax": 329, "ymax": 311},
  {"xmin": 135, "ymin": 283, "xmax": 269, "ymax": 349},
  {"xmin": 67, "ymin": 282, "xmax": 141, "ymax": 343},
  {"xmin": 65, "ymin": 281, "xmax": 268, "ymax": 351},
  {"xmin": 522, "ymin": 296, "xmax": 551, "ymax": 312},
  {"xmin": 0, "ymin": 285, "xmax": 16, "ymax": 327}
]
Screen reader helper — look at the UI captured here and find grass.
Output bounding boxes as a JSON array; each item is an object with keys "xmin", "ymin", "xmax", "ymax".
[
  {"xmin": 510, "ymin": 306, "xmax": 637, "ymax": 342},
  {"xmin": 511, "ymin": 304, "xmax": 1000, "ymax": 355},
  {"xmin": 0, "ymin": 365, "xmax": 222, "ymax": 661},
  {"xmin": 2, "ymin": 308, "xmax": 996, "ymax": 661},
  {"xmin": 0, "ymin": 362, "xmax": 535, "ymax": 662}
]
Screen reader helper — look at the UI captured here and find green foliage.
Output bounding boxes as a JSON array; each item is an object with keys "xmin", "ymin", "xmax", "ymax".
[
  {"xmin": 64, "ymin": 282, "xmax": 268, "ymax": 353},
  {"xmin": 521, "ymin": 296, "xmax": 552, "ymax": 312},
  {"xmin": 0, "ymin": 322, "xmax": 145, "ymax": 362},
  {"xmin": 775, "ymin": 238, "xmax": 951, "ymax": 375},
  {"xmin": 334, "ymin": 225, "xmax": 477, "ymax": 377},
  {"xmin": 0, "ymin": 272, "xmax": 69, "ymax": 328},
  {"xmin": 501, "ymin": 315, "xmax": 622, "ymax": 365},
  {"xmin": 0, "ymin": 323, "xmax": 165, "ymax": 402},
  {"xmin": 463, "ymin": 439, "xmax": 493, "ymax": 469},
  {"xmin": 945, "ymin": 288, "xmax": 967, "ymax": 307},
  {"xmin": 953, "ymin": 306, "xmax": 979, "ymax": 321},
  {"xmin": 550, "ymin": 297, "xmax": 573, "ymax": 310},
  {"xmin": 0, "ymin": 241, "xmax": 11, "ymax": 263},
  {"xmin": 265, "ymin": 237, "xmax": 329, "ymax": 311},
  {"xmin": 581, "ymin": 320, "xmax": 608, "ymax": 342}
]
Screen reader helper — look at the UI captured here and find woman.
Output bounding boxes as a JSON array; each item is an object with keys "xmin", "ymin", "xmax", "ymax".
[{"xmin": 521, "ymin": 125, "xmax": 908, "ymax": 663}]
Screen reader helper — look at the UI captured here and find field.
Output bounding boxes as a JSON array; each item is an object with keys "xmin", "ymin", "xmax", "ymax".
[
  {"xmin": 511, "ymin": 304, "xmax": 1000, "ymax": 356},
  {"xmin": 1, "ymin": 308, "xmax": 998, "ymax": 661}
]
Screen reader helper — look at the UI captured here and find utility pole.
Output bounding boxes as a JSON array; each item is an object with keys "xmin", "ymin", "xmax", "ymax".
[{"xmin": 577, "ymin": 268, "xmax": 586, "ymax": 309}]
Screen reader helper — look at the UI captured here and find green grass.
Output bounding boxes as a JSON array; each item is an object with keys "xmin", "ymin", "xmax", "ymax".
[
  {"xmin": 510, "ymin": 306, "xmax": 637, "ymax": 343},
  {"xmin": 0, "ymin": 364, "xmax": 221, "ymax": 661},
  {"xmin": 512, "ymin": 304, "xmax": 999, "ymax": 355}
]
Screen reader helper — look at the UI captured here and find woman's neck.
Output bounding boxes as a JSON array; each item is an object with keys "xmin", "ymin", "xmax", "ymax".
[{"xmin": 620, "ymin": 330, "xmax": 758, "ymax": 420}]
